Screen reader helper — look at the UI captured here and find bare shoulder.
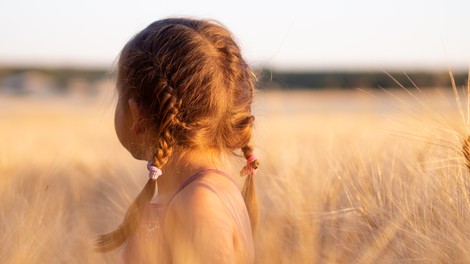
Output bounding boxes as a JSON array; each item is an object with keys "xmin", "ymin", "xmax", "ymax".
[
  {"xmin": 167, "ymin": 172, "xmax": 241, "ymax": 226},
  {"xmin": 163, "ymin": 172, "xmax": 247, "ymax": 263}
]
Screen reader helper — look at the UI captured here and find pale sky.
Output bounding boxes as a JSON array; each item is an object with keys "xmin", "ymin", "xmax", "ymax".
[{"xmin": 1, "ymin": 0, "xmax": 469, "ymax": 71}]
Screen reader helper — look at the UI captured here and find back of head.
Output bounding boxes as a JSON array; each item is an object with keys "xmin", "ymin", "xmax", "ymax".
[
  {"xmin": 118, "ymin": 18, "xmax": 256, "ymax": 158},
  {"xmin": 96, "ymin": 18, "xmax": 259, "ymax": 252}
]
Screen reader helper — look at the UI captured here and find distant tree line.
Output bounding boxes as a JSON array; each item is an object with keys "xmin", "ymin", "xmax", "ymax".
[
  {"xmin": 0, "ymin": 66, "xmax": 468, "ymax": 92},
  {"xmin": 0, "ymin": 66, "xmax": 112, "ymax": 93},
  {"xmin": 256, "ymin": 69, "xmax": 469, "ymax": 90}
]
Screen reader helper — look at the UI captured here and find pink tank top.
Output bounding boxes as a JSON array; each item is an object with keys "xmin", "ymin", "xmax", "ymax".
[{"xmin": 122, "ymin": 169, "xmax": 254, "ymax": 263}]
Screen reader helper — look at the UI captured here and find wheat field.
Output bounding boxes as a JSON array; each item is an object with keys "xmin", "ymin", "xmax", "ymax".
[{"xmin": 1, "ymin": 84, "xmax": 470, "ymax": 263}]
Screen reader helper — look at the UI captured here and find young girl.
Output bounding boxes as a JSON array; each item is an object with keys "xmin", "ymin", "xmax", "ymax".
[{"xmin": 96, "ymin": 18, "xmax": 259, "ymax": 264}]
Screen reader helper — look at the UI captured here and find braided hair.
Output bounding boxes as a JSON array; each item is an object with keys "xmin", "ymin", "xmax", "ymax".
[{"xmin": 96, "ymin": 18, "xmax": 259, "ymax": 251}]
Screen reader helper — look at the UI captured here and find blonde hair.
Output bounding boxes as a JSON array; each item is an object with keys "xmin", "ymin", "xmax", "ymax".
[{"xmin": 96, "ymin": 18, "xmax": 259, "ymax": 252}]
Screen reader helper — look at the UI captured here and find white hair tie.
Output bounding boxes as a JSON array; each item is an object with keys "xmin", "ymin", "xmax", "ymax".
[{"xmin": 147, "ymin": 161, "xmax": 162, "ymax": 180}]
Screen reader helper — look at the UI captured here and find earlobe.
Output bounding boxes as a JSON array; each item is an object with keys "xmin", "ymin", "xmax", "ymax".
[{"xmin": 128, "ymin": 98, "xmax": 143, "ymax": 134}]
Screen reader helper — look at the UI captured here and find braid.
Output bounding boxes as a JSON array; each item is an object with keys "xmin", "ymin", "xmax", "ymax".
[
  {"xmin": 95, "ymin": 180, "xmax": 157, "ymax": 252},
  {"xmin": 96, "ymin": 86, "xmax": 180, "ymax": 252},
  {"xmin": 98, "ymin": 18, "xmax": 260, "ymax": 251},
  {"xmin": 241, "ymin": 145, "xmax": 259, "ymax": 233},
  {"xmin": 152, "ymin": 85, "xmax": 179, "ymax": 167}
]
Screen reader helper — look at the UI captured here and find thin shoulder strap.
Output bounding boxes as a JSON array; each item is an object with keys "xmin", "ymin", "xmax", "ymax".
[{"xmin": 167, "ymin": 169, "xmax": 235, "ymax": 205}]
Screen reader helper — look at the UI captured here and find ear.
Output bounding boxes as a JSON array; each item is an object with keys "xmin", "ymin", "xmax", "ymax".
[{"xmin": 128, "ymin": 98, "xmax": 144, "ymax": 134}]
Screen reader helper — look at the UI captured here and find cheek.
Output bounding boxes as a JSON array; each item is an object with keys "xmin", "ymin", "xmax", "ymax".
[
  {"xmin": 114, "ymin": 100, "xmax": 128, "ymax": 147},
  {"xmin": 113, "ymin": 97, "xmax": 146, "ymax": 160}
]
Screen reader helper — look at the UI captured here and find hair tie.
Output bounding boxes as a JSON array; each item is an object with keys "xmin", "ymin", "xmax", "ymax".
[
  {"xmin": 147, "ymin": 161, "xmax": 162, "ymax": 180},
  {"xmin": 240, "ymin": 154, "xmax": 258, "ymax": 177}
]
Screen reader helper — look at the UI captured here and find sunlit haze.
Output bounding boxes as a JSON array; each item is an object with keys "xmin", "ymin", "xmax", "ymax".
[{"xmin": 1, "ymin": 0, "xmax": 469, "ymax": 70}]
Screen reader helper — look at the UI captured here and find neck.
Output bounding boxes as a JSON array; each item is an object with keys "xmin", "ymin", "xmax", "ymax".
[{"xmin": 150, "ymin": 149, "xmax": 224, "ymax": 203}]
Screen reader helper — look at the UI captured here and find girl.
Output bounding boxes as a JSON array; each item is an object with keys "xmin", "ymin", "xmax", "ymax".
[{"xmin": 96, "ymin": 18, "xmax": 259, "ymax": 264}]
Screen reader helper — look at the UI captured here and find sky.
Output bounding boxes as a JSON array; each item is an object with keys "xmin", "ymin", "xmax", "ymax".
[{"xmin": 1, "ymin": 0, "xmax": 469, "ymax": 71}]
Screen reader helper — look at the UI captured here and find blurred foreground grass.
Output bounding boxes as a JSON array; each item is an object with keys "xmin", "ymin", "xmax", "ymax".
[{"xmin": 1, "ymin": 88, "xmax": 470, "ymax": 263}]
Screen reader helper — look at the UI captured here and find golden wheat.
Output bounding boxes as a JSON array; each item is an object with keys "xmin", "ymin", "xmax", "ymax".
[{"xmin": 1, "ymin": 87, "xmax": 470, "ymax": 263}]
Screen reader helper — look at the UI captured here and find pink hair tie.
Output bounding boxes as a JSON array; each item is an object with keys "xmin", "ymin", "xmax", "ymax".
[
  {"xmin": 240, "ymin": 154, "xmax": 258, "ymax": 177},
  {"xmin": 147, "ymin": 161, "xmax": 162, "ymax": 180}
]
